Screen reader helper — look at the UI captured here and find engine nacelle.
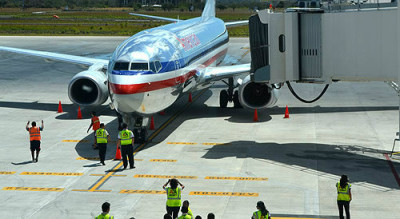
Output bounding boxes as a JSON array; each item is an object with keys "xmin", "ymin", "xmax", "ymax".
[
  {"xmin": 68, "ymin": 64, "xmax": 108, "ymax": 106},
  {"xmin": 238, "ymin": 76, "xmax": 278, "ymax": 110}
]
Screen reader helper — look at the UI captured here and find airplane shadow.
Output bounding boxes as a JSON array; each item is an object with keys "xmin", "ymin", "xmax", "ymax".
[{"xmin": 201, "ymin": 141, "xmax": 399, "ymax": 190}]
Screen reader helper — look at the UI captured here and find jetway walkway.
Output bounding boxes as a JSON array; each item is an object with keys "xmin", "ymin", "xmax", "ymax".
[{"xmin": 249, "ymin": 3, "xmax": 400, "ymax": 151}]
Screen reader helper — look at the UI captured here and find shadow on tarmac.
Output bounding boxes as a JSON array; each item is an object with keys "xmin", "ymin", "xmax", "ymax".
[
  {"xmin": 11, "ymin": 160, "xmax": 33, "ymax": 165},
  {"xmin": 201, "ymin": 141, "xmax": 399, "ymax": 190}
]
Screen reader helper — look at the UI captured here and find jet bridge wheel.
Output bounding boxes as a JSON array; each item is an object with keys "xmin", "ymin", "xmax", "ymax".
[{"xmin": 219, "ymin": 90, "xmax": 229, "ymax": 108}]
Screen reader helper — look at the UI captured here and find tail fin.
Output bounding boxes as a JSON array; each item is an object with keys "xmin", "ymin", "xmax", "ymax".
[{"xmin": 201, "ymin": 0, "xmax": 215, "ymax": 21}]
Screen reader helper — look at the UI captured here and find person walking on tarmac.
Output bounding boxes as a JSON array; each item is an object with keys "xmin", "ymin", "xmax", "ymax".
[
  {"xmin": 336, "ymin": 175, "xmax": 352, "ymax": 219},
  {"xmin": 26, "ymin": 120, "xmax": 43, "ymax": 163},
  {"xmin": 95, "ymin": 123, "xmax": 110, "ymax": 165},
  {"xmin": 96, "ymin": 202, "xmax": 114, "ymax": 219},
  {"xmin": 117, "ymin": 123, "xmax": 135, "ymax": 169},
  {"xmin": 87, "ymin": 111, "xmax": 100, "ymax": 149},
  {"xmin": 251, "ymin": 201, "xmax": 271, "ymax": 219},
  {"xmin": 163, "ymin": 178, "xmax": 185, "ymax": 219}
]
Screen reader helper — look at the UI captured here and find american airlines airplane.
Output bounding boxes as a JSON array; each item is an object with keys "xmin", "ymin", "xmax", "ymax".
[{"xmin": 0, "ymin": 0, "xmax": 278, "ymax": 141}]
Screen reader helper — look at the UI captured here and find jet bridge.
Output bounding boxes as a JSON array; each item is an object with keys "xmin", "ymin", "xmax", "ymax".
[{"xmin": 249, "ymin": 3, "xmax": 400, "ymax": 153}]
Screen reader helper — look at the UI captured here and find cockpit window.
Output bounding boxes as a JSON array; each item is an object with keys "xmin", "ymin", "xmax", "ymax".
[
  {"xmin": 150, "ymin": 61, "xmax": 162, "ymax": 73},
  {"xmin": 114, "ymin": 62, "xmax": 129, "ymax": 71},
  {"xmin": 130, "ymin": 63, "xmax": 149, "ymax": 71}
]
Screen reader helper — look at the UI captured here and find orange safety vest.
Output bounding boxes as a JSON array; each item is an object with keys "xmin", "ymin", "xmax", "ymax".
[
  {"xmin": 92, "ymin": 116, "xmax": 100, "ymax": 130},
  {"xmin": 29, "ymin": 127, "xmax": 41, "ymax": 141}
]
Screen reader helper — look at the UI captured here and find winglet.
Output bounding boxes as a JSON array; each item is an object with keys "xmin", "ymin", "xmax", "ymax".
[{"xmin": 202, "ymin": 0, "xmax": 215, "ymax": 21}]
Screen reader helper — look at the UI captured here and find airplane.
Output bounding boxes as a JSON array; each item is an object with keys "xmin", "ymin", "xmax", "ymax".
[{"xmin": 0, "ymin": 0, "xmax": 278, "ymax": 142}]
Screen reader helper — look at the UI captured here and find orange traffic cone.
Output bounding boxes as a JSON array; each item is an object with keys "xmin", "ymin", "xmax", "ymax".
[
  {"xmin": 253, "ymin": 109, "xmax": 258, "ymax": 122},
  {"xmin": 188, "ymin": 93, "xmax": 192, "ymax": 102},
  {"xmin": 150, "ymin": 116, "xmax": 155, "ymax": 130},
  {"xmin": 159, "ymin": 110, "xmax": 165, "ymax": 115},
  {"xmin": 114, "ymin": 146, "xmax": 122, "ymax": 160},
  {"xmin": 57, "ymin": 101, "xmax": 63, "ymax": 113},
  {"xmin": 77, "ymin": 106, "xmax": 82, "ymax": 119},
  {"xmin": 284, "ymin": 105, "xmax": 290, "ymax": 118}
]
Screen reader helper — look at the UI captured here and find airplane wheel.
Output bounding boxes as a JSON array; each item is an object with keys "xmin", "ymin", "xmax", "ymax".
[
  {"xmin": 219, "ymin": 90, "xmax": 228, "ymax": 108},
  {"xmin": 233, "ymin": 90, "xmax": 242, "ymax": 108}
]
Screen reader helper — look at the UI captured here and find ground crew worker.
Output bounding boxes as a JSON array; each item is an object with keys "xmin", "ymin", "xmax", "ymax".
[
  {"xmin": 163, "ymin": 178, "xmax": 185, "ymax": 219},
  {"xmin": 178, "ymin": 206, "xmax": 192, "ymax": 219},
  {"xmin": 95, "ymin": 123, "xmax": 110, "ymax": 165},
  {"xmin": 182, "ymin": 200, "xmax": 193, "ymax": 218},
  {"xmin": 95, "ymin": 202, "xmax": 114, "ymax": 219},
  {"xmin": 336, "ymin": 175, "xmax": 352, "ymax": 219},
  {"xmin": 26, "ymin": 120, "xmax": 43, "ymax": 163},
  {"xmin": 87, "ymin": 111, "xmax": 100, "ymax": 149},
  {"xmin": 251, "ymin": 201, "xmax": 270, "ymax": 219},
  {"xmin": 117, "ymin": 123, "xmax": 135, "ymax": 169}
]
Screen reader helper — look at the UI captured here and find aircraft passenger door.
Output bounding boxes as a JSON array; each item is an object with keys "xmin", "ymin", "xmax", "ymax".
[{"xmin": 174, "ymin": 59, "xmax": 182, "ymax": 85}]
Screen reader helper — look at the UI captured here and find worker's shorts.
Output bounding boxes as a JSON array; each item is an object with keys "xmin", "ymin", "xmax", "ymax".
[{"xmin": 30, "ymin": 140, "xmax": 41, "ymax": 152}]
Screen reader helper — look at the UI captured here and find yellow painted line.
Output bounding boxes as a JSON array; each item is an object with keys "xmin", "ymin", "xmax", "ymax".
[
  {"xmin": 149, "ymin": 159, "xmax": 177, "ymax": 162},
  {"xmin": 20, "ymin": 172, "xmax": 83, "ymax": 176},
  {"xmin": 71, "ymin": 189, "xmax": 111, "ymax": 192},
  {"xmin": 134, "ymin": 174, "xmax": 197, "ymax": 179},
  {"xmin": 393, "ymin": 151, "xmax": 400, "ymax": 155},
  {"xmin": 2, "ymin": 187, "xmax": 64, "ymax": 192},
  {"xmin": 167, "ymin": 142, "xmax": 197, "ymax": 145},
  {"xmin": 62, "ymin": 140, "xmax": 89, "ymax": 143},
  {"xmin": 120, "ymin": 189, "xmax": 166, "ymax": 194},
  {"xmin": 0, "ymin": 171, "xmax": 15, "ymax": 175},
  {"xmin": 205, "ymin": 176, "xmax": 268, "ymax": 181},
  {"xmin": 189, "ymin": 191, "xmax": 258, "ymax": 197},
  {"xmin": 90, "ymin": 174, "xmax": 126, "ymax": 177},
  {"xmin": 202, "ymin": 143, "xmax": 230, "ymax": 146},
  {"xmin": 76, "ymin": 157, "xmax": 143, "ymax": 161},
  {"xmin": 89, "ymin": 162, "xmax": 123, "ymax": 192}
]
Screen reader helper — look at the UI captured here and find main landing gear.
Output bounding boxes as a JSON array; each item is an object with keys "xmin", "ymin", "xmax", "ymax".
[{"xmin": 219, "ymin": 77, "xmax": 242, "ymax": 108}]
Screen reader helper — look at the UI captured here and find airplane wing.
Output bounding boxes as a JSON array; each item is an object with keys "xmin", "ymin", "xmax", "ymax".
[
  {"xmin": 203, "ymin": 63, "xmax": 250, "ymax": 83},
  {"xmin": 225, "ymin": 20, "xmax": 249, "ymax": 28},
  {"xmin": 0, "ymin": 46, "xmax": 109, "ymax": 68},
  {"xmin": 129, "ymin": 13, "xmax": 180, "ymax": 22}
]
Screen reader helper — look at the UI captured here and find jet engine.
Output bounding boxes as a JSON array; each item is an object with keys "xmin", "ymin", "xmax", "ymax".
[
  {"xmin": 238, "ymin": 76, "xmax": 278, "ymax": 110},
  {"xmin": 68, "ymin": 64, "xmax": 108, "ymax": 106}
]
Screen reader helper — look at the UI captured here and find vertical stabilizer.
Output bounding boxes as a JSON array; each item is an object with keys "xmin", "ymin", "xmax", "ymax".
[{"xmin": 201, "ymin": 0, "xmax": 215, "ymax": 21}]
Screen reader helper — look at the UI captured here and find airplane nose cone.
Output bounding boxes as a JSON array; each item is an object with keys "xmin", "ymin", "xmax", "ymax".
[{"xmin": 112, "ymin": 93, "xmax": 144, "ymax": 113}]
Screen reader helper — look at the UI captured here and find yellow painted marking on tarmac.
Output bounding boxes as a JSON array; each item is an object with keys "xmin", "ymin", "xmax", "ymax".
[
  {"xmin": 202, "ymin": 143, "xmax": 230, "ymax": 146},
  {"xmin": 62, "ymin": 140, "xmax": 89, "ymax": 143},
  {"xmin": 90, "ymin": 174, "xmax": 126, "ymax": 177},
  {"xmin": 2, "ymin": 187, "xmax": 64, "ymax": 192},
  {"xmin": 393, "ymin": 151, "xmax": 400, "ymax": 155},
  {"xmin": 0, "ymin": 171, "xmax": 15, "ymax": 175},
  {"xmin": 149, "ymin": 159, "xmax": 177, "ymax": 162},
  {"xmin": 167, "ymin": 142, "xmax": 197, "ymax": 145},
  {"xmin": 205, "ymin": 176, "xmax": 268, "ymax": 181},
  {"xmin": 76, "ymin": 157, "xmax": 143, "ymax": 161},
  {"xmin": 120, "ymin": 189, "xmax": 166, "ymax": 194},
  {"xmin": 189, "ymin": 191, "xmax": 258, "ymax": 197},
  {"xmin": 134, "ymin": 174, "xmax": 197, "ymax": 179},
  {"xmin": 89, "ymin": 162, "xmax": 123, "ymax": 192},
  {"xmin": 20, "ymin": 172, "xmax": 83, "ymax": 176},
  {"xmin": 71, "ymin": 189, "xmax": 111, "ymax": 192}
]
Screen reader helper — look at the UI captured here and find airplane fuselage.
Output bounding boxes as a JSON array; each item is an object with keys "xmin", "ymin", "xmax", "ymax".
[{"xmin": 107, "ymin": 17, "xmax": 229, "ymax": 116}]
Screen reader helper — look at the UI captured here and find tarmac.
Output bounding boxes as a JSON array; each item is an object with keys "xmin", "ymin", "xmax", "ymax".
[{"xmin": 0, "ymin": 36, "xmax": 399, "ymax": 218}]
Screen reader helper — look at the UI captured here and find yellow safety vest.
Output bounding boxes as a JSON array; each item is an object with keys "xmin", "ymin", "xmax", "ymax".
[
  {"xmin": 253, "ymin": 210, "xmax": 269, "ymax": 219},
  {"xmin": 119, "ymin": 129, "xmax": 133, "ymax": 145},
  {"xmin": 96, "ymin": 128, "xmax": 108, "ymax": 143},
  {"xmin": 166, "ymin": 187, "xmax": 181, "ymax": 207},
  {"xmin": 178, "ymin": 214, "xmax": 192, "ymax": 219},
  {"xmin": 336, "ymin": 182, "xmax": 351, "ymax": 201},
  {"xmin": 95, "ymin": 213, "xmax": 113, "ymax": 219}
]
